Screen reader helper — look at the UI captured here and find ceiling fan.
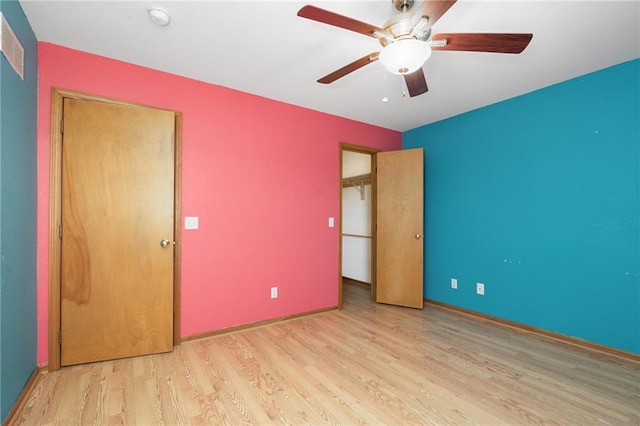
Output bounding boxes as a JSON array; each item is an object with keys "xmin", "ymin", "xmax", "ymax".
[{"xmin": 297, "ymin": 0, "xmax": 533, "ymax": 97}]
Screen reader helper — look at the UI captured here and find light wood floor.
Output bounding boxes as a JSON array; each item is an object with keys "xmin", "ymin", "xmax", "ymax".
[{"xmin": 10, "ymin": 284, "xmax": 640, "ymax": 425}]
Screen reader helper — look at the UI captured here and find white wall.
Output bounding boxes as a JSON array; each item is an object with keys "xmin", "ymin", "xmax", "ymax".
[
  {"xmin": 342, "ymin": 151, "xmax": 371, "ymax": 178},
  {"xmin": 342, "ymin": 184, "xmax": 372, "ymax": 283}
]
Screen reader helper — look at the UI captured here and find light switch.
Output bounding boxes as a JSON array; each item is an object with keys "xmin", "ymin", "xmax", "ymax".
[
  {"xmin": 185, "ymin": 216, "xmax": 199, "ymax": 230},
  {"xmin": 328, "ymin": 217, "xmax": 335, "ymax": 228}
]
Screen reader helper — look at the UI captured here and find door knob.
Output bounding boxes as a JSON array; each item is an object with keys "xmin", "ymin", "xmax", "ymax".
[
  {"xmin": 160, "ymin": 239, "xmax": 171, "ymax": 248},
  {"xmin": 415, "ymin": 233, "xmax": 423, "ymax": 240}
]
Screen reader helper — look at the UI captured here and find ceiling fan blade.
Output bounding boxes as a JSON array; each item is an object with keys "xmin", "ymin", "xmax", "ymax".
[
  {"xmin": 432, "ymin": 33, "xmax": 533, "ymax": 53},
  {"xmin": 417, "ymin": 0, "xmax": 457, "ymax": 27},
  {"xmin": 404, "ymin": 69, "xmax": 428, "ymax": 97},
  {"xmin": 297, "ymin": 5, "xmax": 388, "ymax": 39},
  {"xmin": 318, "ymin": 52, "xmax": 380, "ymax": 84}
]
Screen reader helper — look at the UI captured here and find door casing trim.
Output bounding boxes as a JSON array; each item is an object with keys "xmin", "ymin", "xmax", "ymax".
[
  {"xmin": 339, "ymin": 143, "xmax": 379, "ymax": 309},
  {"xmin": 48, "ymin": 88, "xmax": 183, "ymax": 371}
]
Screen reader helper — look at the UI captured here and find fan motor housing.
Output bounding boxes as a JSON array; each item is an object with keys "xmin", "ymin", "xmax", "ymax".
[{"xmin": 381, "ymin": 12, "xmax": 432, "ymax": 45}]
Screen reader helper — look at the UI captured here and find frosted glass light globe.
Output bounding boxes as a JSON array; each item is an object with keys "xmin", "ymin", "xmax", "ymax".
[{"xmin": 379, "ymin": 39, "xmax": 432, "ymax": 75}]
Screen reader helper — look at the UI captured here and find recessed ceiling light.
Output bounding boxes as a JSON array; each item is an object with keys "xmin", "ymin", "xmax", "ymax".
[{"xmin": 148, "ymin": 8, "xmax": 170, "ymax": 26}]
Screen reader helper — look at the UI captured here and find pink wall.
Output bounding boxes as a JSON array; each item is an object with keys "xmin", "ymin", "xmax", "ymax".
[{"xmin": 36, "ymin": 43, "xmax": 401, "ymax": 364}]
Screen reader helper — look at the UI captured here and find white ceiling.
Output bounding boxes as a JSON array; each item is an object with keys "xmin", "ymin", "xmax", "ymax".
[{"xmin": 19, "ymin": 0, "xmax": 640, "ymax": 131}]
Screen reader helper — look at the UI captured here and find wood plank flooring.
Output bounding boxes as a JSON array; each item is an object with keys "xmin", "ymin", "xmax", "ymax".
[{"xmin": 9, "ymin": 284, "xmax": 640, "ymax": 425}]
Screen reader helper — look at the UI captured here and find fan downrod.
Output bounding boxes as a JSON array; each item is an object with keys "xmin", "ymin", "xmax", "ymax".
[{"xmin": 393, "ymin": 0, "xmax": 414, "ymax": 12}]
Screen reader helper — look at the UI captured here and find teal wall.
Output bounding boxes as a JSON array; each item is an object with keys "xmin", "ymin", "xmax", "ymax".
[
  {"xmin": 404, "ymin": 59, "xmax": 640, "ymax": 354},
  {"xmin": 0, "ymin": 0, "xmax": 38, "ymax": 421}
]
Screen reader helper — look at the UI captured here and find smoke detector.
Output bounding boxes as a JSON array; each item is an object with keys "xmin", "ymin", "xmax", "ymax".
[{"xmin": 148, "ymin": 8, "xmax": 171, "ymax": 26}]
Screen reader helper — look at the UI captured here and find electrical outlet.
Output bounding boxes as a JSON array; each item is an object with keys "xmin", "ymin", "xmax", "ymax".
[
  {"xmin": 451, "ymin": 278, "xmax": 458, "ymax": 289},
  {"xmin": 476, "ymin": 282, "xmax": 485, "ymax": 295},
  {"xmin": 271, "ymin": 287, "xmax": 278, "ymax": 299}
]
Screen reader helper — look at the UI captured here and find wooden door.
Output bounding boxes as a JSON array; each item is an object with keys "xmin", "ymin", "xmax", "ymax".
[
  {"xmin": 60, "ymin": 98, "xmax": 175, "ymax": 366},
  {"xmin": 376, "ymin": 148, "xmax": 424, "ymax": 308}
]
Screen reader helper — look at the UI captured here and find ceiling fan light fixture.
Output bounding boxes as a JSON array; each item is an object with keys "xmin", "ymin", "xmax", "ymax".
[{"xmin": 379, "ymin": 39, "xmax": 431, "ymax": 75}]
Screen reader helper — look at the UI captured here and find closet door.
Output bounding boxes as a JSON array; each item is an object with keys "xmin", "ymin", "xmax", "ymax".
[{"xmin": 376, "ymin": 148, "xmax": 424, "ymax": 309}]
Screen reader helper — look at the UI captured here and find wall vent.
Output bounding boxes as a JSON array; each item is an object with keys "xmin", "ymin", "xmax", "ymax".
[{"xmin": 0, "ymin": 12, "xmax": 25, "ymax": 80}]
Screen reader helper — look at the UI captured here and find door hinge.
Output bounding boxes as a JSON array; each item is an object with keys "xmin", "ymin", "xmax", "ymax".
[
  {"xmin": 60, "ymin": 119, "xmax": 64, "ymax": 134},
  {"xmin": 58, "ymin": 330, "xmax": 62, "ymax": 345}
]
